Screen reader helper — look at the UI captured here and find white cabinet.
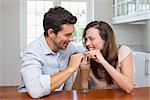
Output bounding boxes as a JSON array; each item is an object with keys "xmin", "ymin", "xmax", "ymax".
[
  {"xmin": 112, "ymin": 0, "xmax": 150, "ymax": 24},
  {"xmin": 134, "ymin": 51, "xmax": 150, "ymax": 87}
]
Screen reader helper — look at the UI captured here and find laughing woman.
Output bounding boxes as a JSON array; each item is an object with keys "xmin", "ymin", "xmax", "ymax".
[{"xmin": 82, "ymin": 21, "xmax": 135, "ymax": 93}]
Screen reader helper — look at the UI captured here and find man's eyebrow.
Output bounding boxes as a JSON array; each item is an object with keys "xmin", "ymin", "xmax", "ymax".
[{"xmin": 65, "ymin": 33, "xmax": 72, "ymax": 36}]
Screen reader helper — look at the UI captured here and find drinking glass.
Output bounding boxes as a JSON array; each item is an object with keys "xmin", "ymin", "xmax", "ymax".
[{"xmin": 80, "ymin": 61, "xmax": 90, "ymax": 93}]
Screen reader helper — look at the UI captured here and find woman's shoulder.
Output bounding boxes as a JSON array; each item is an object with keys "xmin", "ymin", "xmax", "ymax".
[
  {"xmin": 118, "ymin": 45, "xmax": 131, "ymax": 53},
  {"xmin": 118, "ymin": 45, "xmax": 132, "ymax": 63}
]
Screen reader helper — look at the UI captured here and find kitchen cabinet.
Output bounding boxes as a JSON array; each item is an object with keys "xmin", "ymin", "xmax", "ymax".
[
  {"xmin": 134, "ymin": 51, "xmax": 150, "ymax": 87},
  {"xmin": 112, "ymin": 0, "xmax": 150, "ymax": 24}
]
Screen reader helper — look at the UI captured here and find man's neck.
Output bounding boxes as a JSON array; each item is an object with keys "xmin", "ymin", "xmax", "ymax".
[{"xmin": 45, "ymin": 36, "xmax": 58, "ymax": 53}]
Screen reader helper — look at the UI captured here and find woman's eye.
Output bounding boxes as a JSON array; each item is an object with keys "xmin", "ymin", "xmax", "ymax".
[{"xmin": 89, "ymin": 38, "xmax": 95, "ymax": 41}]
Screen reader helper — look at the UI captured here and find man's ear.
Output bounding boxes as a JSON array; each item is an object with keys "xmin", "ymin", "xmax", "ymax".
[{"xmin": 47, "ymin": 28, "xmax": 55, "ymax": 37}]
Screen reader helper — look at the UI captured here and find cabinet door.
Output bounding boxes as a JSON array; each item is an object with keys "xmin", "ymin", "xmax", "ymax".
[{"xmin": 134, "ymin": 52, "xmax": 150, "ymax": 87}]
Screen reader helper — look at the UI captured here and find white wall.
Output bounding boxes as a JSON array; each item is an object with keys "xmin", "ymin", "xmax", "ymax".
[
  {"xmin": 141, "ymin": 20, "xmax": 150, "ymax": 51},
  {"xmin": 112, "ymin": 24, "xmax": 142, "ymax": 46},
  {"xmin": 94, "ymin": 0, "xmax": 112, "ymax": 23},
  {"xmin": 0, "ymin": 0, "xmax": 21, "ymax": 86},
  {"xmin": 0, "ymin": 0, "xmax": 2, "ymax": 82}
]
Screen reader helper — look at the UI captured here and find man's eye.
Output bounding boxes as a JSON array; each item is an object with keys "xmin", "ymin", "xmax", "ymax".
[{"xmin": 65, "ymin": 34, "xmax": 71, "ymax": 37}]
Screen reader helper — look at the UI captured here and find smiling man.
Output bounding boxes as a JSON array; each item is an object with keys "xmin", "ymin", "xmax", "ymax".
[{"xmin": 18, "ymin": 7, "xmax": 84, "ymax": 98}]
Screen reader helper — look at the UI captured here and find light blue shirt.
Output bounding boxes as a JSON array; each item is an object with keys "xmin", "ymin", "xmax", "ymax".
[{"xmin": 18, "ymin": 34, "xmax": 85, "ymax": 98}]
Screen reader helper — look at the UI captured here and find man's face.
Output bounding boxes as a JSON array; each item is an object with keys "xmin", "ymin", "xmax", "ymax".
[{"xmin": 52, "ymin": 24, "xmax": 74, "ymax": 50}]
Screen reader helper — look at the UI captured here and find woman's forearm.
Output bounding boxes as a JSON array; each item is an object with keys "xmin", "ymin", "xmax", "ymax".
[{"xmin": 101, "ymin": 61, "xmax": 133, "ymax": 93}]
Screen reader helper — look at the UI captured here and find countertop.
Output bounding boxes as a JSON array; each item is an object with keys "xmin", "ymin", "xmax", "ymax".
[{"xmin": 0, "ymin": 86, "xmax": 149, "ymax": 100}]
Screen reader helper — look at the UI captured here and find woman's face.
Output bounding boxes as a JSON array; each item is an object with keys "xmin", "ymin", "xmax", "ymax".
[{"xmin": 84, "ymin": 27, "xmax": 105, "ymax": 51}]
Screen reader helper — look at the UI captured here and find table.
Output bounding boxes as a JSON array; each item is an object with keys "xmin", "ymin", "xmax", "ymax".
[{"xmin": 0, "ymin": 86, "xmax": 149, "ymax": 100}]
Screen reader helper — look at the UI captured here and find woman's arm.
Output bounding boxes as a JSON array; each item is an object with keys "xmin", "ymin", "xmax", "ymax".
[
  {"xmin": 101, "ymin": 53, "xmax": 134, "ymax": 93},
  {"xmin": 87, "ymin": 50, "xmax": 134, "ymax": 93}
]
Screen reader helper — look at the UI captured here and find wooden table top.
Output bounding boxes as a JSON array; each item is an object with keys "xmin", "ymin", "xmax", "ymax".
[{"xmin": 0, "ymin": 86, "xmax": 149, "ymax": 100}]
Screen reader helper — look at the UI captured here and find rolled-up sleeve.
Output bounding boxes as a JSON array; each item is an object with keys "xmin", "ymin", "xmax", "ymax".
[{"xmin": 21, "ymin": 53, "xmax": 50, "ymax": 98}]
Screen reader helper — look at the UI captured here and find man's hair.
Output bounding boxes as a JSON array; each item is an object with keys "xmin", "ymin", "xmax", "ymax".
[{"xmin": 43, "ymin": 6, "xmax": 77, "ymax": 36}]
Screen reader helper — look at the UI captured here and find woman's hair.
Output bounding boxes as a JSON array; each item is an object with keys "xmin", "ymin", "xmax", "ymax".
[
  {"xmin": 43, "ymin": 6, "xmax": 77, "ymax": 36},
  {"xmin": 83, "ymin": 21, "xmax": 118, "ymax": 84}
]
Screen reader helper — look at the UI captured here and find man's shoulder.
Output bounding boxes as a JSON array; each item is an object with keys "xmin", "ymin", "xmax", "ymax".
[
  {"xmin": 23, "ymin": 38, "xmax": 43, "ymax": 56},
  {"xmin": 27, "ymin": 40, "xmax": 41, "ymax": 51}
]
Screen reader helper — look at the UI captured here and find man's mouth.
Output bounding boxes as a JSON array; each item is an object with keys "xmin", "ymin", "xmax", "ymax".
[{"xmin": 64, "ymin": 42, "xmax": 69, "ymax": 47}]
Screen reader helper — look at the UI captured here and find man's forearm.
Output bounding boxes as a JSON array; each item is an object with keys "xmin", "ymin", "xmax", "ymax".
[
  {"xmin": 50, "ymin": 67, "xmax": 74, "ymax": 92},
  {"xmin": 50, "ymin": 53, "xmax": 84, "ymax": 92}
]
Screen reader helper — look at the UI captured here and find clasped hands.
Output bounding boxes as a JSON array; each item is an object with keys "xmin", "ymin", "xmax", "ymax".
[{"xmin": 68, "ymin": 49, "xmax": 105, "ymax": 72}]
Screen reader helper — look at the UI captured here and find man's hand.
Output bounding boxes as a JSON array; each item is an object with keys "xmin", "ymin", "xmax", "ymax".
[{"xmin": 68, "ymin": 53, "xmax": 84, "ymax": 72}]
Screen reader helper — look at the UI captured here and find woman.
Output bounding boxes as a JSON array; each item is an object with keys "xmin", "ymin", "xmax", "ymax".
[{"xmin": 82, "ymin": 21, "xmax": 135, "ymax": 93}]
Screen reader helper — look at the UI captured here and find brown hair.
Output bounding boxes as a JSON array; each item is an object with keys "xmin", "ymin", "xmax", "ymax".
[
  {"xmin": 83, "ymin": 21, "xmax": 118, "ymax": 84},
  {"xmin": 43, "ymin": 6, "xmax": 77, "ymax": 36}
]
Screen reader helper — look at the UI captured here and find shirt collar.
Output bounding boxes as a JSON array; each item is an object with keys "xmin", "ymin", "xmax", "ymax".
[
  {"xmin": 39, "ymin": 34, "xmax": 55, "ymax": 55},
  {"xmin": 39, "ymin": 34, "xmax": 65, "ymax": 56}
]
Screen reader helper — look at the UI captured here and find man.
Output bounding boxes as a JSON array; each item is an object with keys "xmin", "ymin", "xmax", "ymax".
[{"xmin": 18, "ymin": 7, "xmax": 84, "ymax": 98}]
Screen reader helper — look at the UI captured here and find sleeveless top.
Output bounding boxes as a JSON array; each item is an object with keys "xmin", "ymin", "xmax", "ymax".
[{"xmin": 90, "ymin": 45, "xmax": 135, "ymax": 89}]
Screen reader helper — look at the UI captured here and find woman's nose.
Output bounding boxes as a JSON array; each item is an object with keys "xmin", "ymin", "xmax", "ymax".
[{"xmin": 85, "ymin": 39, "xmax": 91, "ymax": 46}]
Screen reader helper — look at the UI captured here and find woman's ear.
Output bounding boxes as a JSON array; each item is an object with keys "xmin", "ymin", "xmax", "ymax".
[{"xmin": 47, "ymin": 28, "xmax": 55, "ymax": 37}]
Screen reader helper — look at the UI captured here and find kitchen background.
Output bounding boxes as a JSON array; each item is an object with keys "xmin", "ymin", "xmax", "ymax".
[{"xmin": 0, "ymin": 0, "xmax": 149, "ymax": 87}]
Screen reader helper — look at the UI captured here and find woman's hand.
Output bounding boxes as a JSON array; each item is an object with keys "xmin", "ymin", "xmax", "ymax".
[{"xmin": 86, "ymin": 49, "xmax": 106, "ymax": 65}]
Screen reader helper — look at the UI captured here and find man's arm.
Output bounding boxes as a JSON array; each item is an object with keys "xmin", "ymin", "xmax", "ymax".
[
  {"xmin": 21, "ymin": 53, "xmax": 83, "ymax": 98},
  {"xmin": 50, "ymin": 54, "xmax": 84, "ymax": 92}
]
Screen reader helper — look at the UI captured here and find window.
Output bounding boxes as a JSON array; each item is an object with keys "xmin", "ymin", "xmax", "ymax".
[
  {"xmin": 27, "ymin": 0, "xmax": 93, "ymax": 45},
  {"xmin": 27, "ymin": 1, "xmax": 53, "ymax": 44},
  {"xmin": 139, "ymin": 0, "xmax": 150, "ymax": 12},
  {"xmin": 61, "ymin": 1, "xmax": 87, "ymax": 43}
]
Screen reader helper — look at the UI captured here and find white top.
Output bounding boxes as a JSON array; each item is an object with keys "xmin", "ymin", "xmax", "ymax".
[{"xmin": 91, "ymin": 45, "xmax": 135, "ymax": 89}]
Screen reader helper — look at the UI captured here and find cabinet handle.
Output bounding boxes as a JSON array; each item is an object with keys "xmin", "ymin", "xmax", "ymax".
[{"xmin": 145, "ymin": 59, "xmax": 150, "ymax": 75}]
